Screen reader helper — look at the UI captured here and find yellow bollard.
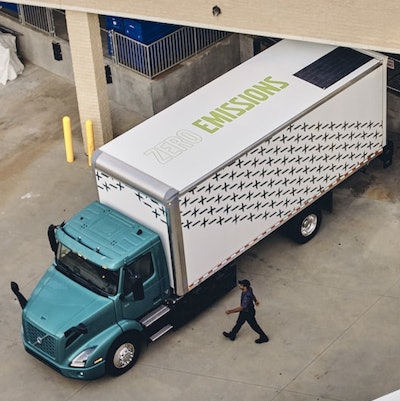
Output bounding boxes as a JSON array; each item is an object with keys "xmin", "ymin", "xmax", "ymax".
[
  {"xmin": 86, "ymin": 120, "xmax": 95, "ymax": 166},
  {"xmin": 63, "ymin": 116, "xmax": 74, "ymax": 163}
]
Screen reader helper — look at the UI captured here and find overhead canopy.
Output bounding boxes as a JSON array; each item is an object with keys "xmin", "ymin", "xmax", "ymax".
[{"xmin": 5, "ymin": 0, "xmax": 400, "ymax": 53}]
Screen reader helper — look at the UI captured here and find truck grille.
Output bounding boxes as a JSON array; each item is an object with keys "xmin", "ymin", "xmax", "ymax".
[{"xmin": 25, "ymin": 322, "xmax": 56, "ymax": 359}]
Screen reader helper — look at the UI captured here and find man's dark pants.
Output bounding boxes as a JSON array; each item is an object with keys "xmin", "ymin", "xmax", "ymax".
[{"xmin": 230, "ymin": 311, "xmax": 267, "ymax": 338}]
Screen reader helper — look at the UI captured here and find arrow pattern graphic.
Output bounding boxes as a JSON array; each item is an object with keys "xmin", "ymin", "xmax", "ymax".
[
  {"xmin": 180, "ymin": 119, "xmax": 382, "ymax": 230},
  {"xmin": 96, "ymin": 119, "xmax": 383, "ymax": 232}
]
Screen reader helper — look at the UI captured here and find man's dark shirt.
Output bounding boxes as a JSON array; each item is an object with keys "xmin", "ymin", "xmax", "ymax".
[{"xmin": 240, "ymin": 287, "xmax": 255, "ymax": 313}]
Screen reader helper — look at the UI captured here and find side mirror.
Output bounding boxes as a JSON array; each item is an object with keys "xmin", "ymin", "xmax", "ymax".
[
  {"xmin": 10, "ymin": 281, "xmax": 28, "ymax": 309},
  {"xmin": 47, "ymin": 224, "xmax": 58, "ymax": 255},
  {"xmin": 131, "ymin": 275, "xmax": 145, "ymax": 301},
  {"xmin": 122, "ymin": 270, "xmax": 145, "ymax": 301}
]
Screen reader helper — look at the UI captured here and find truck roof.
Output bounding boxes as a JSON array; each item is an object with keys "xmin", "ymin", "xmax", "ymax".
[
  {"xmin": 58, "ymin": 201, "xmax": 158, "ymax": 269},
  {"xmin": 96, "ymin": 39, "xmax": 384, "ymax": 198}
]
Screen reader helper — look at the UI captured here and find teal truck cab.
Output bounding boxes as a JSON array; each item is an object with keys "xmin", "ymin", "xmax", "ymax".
[
  {"xmin": 11, "ymin": 40, "xmax": 391, "ymax": 379},
  {"xmin": 14, "ymin": 201, "xmax": 234, "ymax": 379},
  {"xmin": 12, "ymin": 200, "xmax": 236, "ymax": 379},
  {"xmin": 19, "ymin": 202, "xmax": 171, "ymax": 379}
]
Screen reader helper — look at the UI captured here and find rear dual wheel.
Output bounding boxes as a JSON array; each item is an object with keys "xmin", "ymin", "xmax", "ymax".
[{"xmin": 288, "ymin": 207, "xmax": 322, "ymax": 244}]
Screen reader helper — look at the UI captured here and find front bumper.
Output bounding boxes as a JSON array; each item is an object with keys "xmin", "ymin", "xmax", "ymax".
[{"xmin": 25, "ymin": 343, "xmax": 106, "ymax": 380}]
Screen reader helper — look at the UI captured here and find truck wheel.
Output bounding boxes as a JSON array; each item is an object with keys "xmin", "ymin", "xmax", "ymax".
[
  {"xmin": 106, "ymin": 333, "xmax": 141, "ymax": 376},
  {"xmin": 290, "ymin": 207, "xmax": 322, "ymax": 244}
]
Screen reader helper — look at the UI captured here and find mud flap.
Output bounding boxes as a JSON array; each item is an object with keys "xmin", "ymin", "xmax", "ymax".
[{"xmin": 379, "ymin": 140, "xmax": 394, "ymax": 169}]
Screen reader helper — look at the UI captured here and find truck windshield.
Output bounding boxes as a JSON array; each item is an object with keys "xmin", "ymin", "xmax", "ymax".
[{"xmin": 56, "ymin": 244, "xmax": 119, "ymax": 296}]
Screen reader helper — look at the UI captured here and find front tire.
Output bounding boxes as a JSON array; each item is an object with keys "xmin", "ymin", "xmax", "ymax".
[
  {"xmin": 289, "ymin": 207, "xmax": 322, "ymax": 244},
  {"xmin": 106, "ymin": 333, "xmax": 141, "ymax": 376}
]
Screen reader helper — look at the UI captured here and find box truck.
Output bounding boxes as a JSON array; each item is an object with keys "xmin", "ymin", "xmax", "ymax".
[{"xmin": 11, "ymin": 40, "xmax": 392, "ymax": 380}]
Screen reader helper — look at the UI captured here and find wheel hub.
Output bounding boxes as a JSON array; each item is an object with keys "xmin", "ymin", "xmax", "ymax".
[
  {"xmin": 301, "ymin": 214, "xmax": 318, "ymax": 237},
  {"xmin": 114, "ymin": 343, "xmax": 135, "ymax": 369}
]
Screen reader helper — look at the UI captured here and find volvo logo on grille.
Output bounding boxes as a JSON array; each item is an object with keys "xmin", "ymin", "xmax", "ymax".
[{"xmin": 34, "ymin": 334, "xmax": 49, "ymax": 346}]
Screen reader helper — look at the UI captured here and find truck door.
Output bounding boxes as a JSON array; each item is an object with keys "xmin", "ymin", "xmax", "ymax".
[{"xmin": 119, "ymin": 252, "xmax": 163, "ymax": 320}]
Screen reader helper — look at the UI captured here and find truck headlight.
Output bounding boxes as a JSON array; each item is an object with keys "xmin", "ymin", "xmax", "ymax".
[{"xmin": 70, "ymin": 346, "xmax": 97, "ymax": 368}]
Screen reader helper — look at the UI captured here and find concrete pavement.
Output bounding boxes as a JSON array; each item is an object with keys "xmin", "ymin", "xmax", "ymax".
[{"xmin": 1, "ymin": 63, "xmax": 400, "ymax": 401}]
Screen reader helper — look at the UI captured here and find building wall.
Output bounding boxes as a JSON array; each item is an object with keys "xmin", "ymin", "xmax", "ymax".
[
  {"xmin": 12, "ymin": 0, "xmax": 400, "ymax": 53},
  {"xmin": 107, "ymin": 34, "xmax": 242, "ymax": 117},
  {"xmin": 0, "ymin": 12, "xmax": 244, "ymax": 118},
  {"xmin": 0, "ymin": 13, "xmax": 74, "ymax": 80},
  {"xmin": 2, "ymin": 11, "xmax": 400, "ymax": 135},
  {"xmin": 387, "ymin": 93, "xmax": 400, "ymax": 134}
]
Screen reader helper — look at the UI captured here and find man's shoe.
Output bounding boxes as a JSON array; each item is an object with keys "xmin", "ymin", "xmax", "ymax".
[
  {"xmin": 255, "ymin": 336, "xmax": 269, "ymax": 344},
  {"xmin": 223, "ymin": 331, "xmax": 236, "ymax": 341}
]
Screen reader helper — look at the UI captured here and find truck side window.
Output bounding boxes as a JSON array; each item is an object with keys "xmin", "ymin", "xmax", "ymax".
[{"xmin": 125, "ymin": 252, "xmax": 154, "ymax": 288}]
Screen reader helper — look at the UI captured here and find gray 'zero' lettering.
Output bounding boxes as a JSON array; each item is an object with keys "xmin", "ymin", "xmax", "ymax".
[{"xmin": 144, "ymin": 130, "xmax": 203, "ymax": 164}]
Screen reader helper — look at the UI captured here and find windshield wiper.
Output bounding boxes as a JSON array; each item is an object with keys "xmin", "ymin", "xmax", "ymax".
[
  {"xmin": 56, "ymin": 262, "xmax": 108, "ymax": 297},
  {"xmin": 55, "ymin": 260, "xmax": 75, "ymax": 278},
  {"xmin": 85, "ymin": 279, "xmax": 108, "ymax": 297}
]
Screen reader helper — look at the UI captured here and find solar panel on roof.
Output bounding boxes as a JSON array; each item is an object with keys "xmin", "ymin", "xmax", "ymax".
[{"xmin": 294, "ymin": 47, "xmax": 373, "ymax": 89}]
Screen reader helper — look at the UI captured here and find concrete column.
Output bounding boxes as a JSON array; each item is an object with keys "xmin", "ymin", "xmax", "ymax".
[{"xmin": 65, "ymin": 10, "xmax": 113, "ymax": 150}]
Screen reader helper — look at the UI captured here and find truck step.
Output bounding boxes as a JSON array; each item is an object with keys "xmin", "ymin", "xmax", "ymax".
[
  {"xmin": 139, "ymin": 304, "xmax": 171, "ymax": 327},
  {"xmin": 149, "ymin": 324, "xmax": 173, "ymax": 342}
]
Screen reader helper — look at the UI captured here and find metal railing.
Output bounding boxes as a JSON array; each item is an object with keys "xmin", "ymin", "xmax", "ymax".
[
  {"xmin": 19, "ymin": 4, "xmax": 55, "ymax": 35},
  {"xmin": 1, "ymin": 5, "xmax": 68, "ymax": 39},
  {"xmin": 0, "ymin": 4, "xmax": 229, "ymax": 79},
  {"xmin": 107, "ymin": 26, "xmax": 230, "ymax": 79}
]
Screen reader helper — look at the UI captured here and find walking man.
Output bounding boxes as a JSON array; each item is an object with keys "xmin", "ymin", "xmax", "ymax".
[{"xmin": 223, "ymin": 279, "xmax": 269, "ymax": 344}]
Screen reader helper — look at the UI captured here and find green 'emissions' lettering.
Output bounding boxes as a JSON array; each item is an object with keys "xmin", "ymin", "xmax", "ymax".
[{"xmin": 193, "ymin": 76, "xmax": 289, "ymax": 134}]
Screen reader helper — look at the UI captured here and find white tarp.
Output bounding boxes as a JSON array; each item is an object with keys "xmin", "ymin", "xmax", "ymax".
[{"xmin": 0, "ymin": 33, "xmax": 24, "ymax": 85}]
